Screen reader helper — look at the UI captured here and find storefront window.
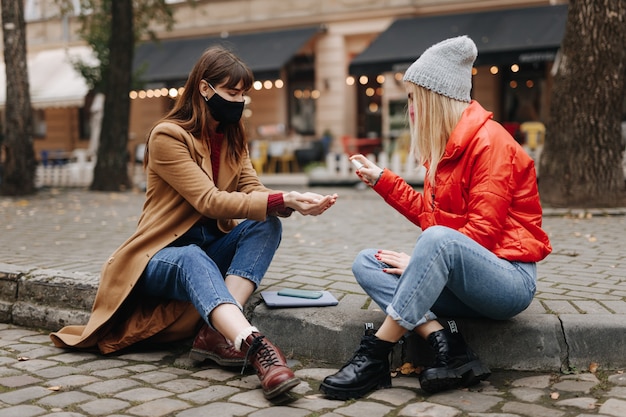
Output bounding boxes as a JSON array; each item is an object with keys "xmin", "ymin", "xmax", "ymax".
[
  {"xmin": 33, "ymin": 109, "xmax": 46, "ymax": 139},
  {"xmin": 502, "ymin": 62, "xmax": 546, "ymax": 123},
  {"xmin": 356, "ymin": 76, "xmax": 382, "ymax": 138},
  {"xmin": 290, "ymin": 83, "xmax": 316, "ymax": 136},
  {"xmin": 501, "ymin": 62, "xmax": 548, "ymax": 144},
  {"xmin": 287, "ymin": 56, "xmax": 316, "ymax": 136},
  {"xmin": 388, "ymin": 99, "xmax": 408, "ymax": 140}
]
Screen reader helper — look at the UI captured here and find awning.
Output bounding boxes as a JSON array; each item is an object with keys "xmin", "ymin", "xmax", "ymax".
[
  {"xmin": 133, "ymin": 26, "xmax": 320, "ymax": 86},
  {"xmin": 349, "ymin": 4, "xmax": 568, "ymax": 75},
  {"xmin": 0, "ymin": 46, "xmax": 97, "ymax": 108}
]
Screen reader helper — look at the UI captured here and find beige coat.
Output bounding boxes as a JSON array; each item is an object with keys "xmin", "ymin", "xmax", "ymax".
[{"xmin": 50, "ymin": 122, "xmax": 276, "ymax": 353}]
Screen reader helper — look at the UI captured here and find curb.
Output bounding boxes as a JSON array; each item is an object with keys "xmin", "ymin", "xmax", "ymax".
[{"xmin": 3, "ymin": 262, "xmax": 625, "ymax": 371}]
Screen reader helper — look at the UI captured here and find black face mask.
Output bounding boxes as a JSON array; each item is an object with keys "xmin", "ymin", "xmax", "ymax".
[{"xmin": 205, "ymin": 84, "xmax": 245, "ymax": 125}]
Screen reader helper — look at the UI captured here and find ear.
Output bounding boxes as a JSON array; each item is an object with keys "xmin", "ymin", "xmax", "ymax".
[{"xmin": 199, "ymin": 79, "xmax": 211, "ymax": 100}]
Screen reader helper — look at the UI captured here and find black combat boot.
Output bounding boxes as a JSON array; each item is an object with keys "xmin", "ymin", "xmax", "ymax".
[
  {"xmin": 419, "ymin": 321, "xmax": 491, "ymax": 394},
  {"xmin": 320, "ymin": 324, "xmax": 396, "ymax": 400}
]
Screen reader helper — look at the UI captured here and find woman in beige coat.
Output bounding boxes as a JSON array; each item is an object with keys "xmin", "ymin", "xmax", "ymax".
[{"xmin": 50, "ymin": 46, "xmax": 337, "ymax": 400}]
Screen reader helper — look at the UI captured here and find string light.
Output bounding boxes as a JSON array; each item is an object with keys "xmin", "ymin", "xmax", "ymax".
[{"xmin": 127, "ymin": 77, "xmax": 302, "ymax": 100}]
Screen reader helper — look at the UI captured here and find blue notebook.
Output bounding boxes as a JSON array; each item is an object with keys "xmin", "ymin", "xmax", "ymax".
[{"xmin": 261, "ymin": 290, "xmax": 338, "ymax": 308}]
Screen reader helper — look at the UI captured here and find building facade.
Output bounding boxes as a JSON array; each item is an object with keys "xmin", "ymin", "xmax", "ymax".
[{"xmin": 1, "ymin": 0, "xmax": 568, "ymax": 168}]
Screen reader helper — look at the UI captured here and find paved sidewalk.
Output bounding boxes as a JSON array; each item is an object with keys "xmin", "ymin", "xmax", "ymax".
[
  {"xmin": 0, "ymin": 180, "xmax": 625, "ymax": 375},
  {"xmin": 0, "ymin": 322, "xmax": 625, "ymax": 417}
]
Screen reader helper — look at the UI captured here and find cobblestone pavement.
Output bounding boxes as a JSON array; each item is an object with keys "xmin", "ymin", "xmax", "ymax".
[
  {"xmin": 1, "ymin": 184, "xmax": 626, "ymax": 415},
  {"xmin": 0, "ymin": 322, "xmax": 625, "ymax": 417}
]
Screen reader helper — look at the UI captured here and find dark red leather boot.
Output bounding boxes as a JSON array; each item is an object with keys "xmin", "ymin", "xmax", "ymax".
[
  {"xmin": 189, "ymin": 324, "xmax": 246, "ymax": 367},
  {"xmin": 242, "ymin": 333, "xmax": 300, "ymax": 399}
]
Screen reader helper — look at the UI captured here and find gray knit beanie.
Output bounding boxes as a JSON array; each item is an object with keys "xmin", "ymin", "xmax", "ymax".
[{"xmin": 403, "ymin": 35, "xmax": 477, "ymax": 102}]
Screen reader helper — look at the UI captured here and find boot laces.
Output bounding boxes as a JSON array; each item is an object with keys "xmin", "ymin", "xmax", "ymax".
[
  {"xmin": 242, "ymin": 335, "xmax": 280, "ymax": 374},
  {"xmin": 346, "ymin": 340, "xmax": 371, "ymax": 366}
]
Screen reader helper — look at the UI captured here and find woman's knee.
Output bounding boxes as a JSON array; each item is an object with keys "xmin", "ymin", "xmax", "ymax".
[
  {"xmin": 419, "ymin": 225, "xmax": 457, "ymax": 242},
  {"xmin": 177, "ymin": 244, "xmax": 209, "ymax": 267},
  {"xmin": 352, "ymin": 248, "xmax": 381, "ymax": 285},
  {"xmin": 414, "ymin": 226, "xmax": 464, "ymax": 253},
  {"xmin": 352, "ymin": 248, "xmax": 377, "ymax": 271},
  {"xmin": 266, "ymin": 215, "xmax": 282, "ymax": 231},
  {"xmin": 254, "ymin": 216, "xmax": 283, "ymax": 243}
]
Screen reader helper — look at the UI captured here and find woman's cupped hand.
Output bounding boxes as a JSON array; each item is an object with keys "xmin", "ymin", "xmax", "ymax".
[{"xmin": 284, "ymin": 191, "xmax": 339, "ymax": 216}]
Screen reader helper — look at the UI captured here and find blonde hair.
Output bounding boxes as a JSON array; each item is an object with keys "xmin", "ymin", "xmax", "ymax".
[{"xmin": 406, "ymin": 83, "xmax": 469, "ymax": 184}]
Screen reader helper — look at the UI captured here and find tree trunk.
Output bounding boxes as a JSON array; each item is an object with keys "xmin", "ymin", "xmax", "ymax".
[
  {"xmin": 538, "ymin": 0, "xmax": 626, "ymax": 207},
  {"xmin": 90, "ymin": 0, "xmax": 133, "ymax": 191},
  {"xmin": 1, "ymin": 0, "xmax": 36, "ymax": 196}
]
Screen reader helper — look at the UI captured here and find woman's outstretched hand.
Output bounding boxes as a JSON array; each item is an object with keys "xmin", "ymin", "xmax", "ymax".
[
  {"xmin": 283, "ymin": 191, "xmax": 338, "ymax": 216},
  {"xmin": 375, "ymin": 249, "xmax": 410, "ymax": 275},
  {"xmin": 350, "ymin": 154, "xmax": 384, "ymax": 187}
]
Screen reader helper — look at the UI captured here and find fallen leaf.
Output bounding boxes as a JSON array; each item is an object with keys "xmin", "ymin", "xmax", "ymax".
[
  {"xmin": 589, "ymin": 362, "xmax": 599, "ymax": 373},
  {"xmin": 399, "ymin": 362, "xmax": 416, "ymax": 375}
]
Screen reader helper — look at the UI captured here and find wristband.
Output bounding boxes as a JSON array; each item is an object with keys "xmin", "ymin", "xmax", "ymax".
[{"xmin": 372, "ymin": 169, "xmax": 384, "ymax": 186}]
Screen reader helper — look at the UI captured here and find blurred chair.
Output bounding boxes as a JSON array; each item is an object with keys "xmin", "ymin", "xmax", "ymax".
[
  {"xmin": 520, "ymin": 121, "xmax": 545, "ymax": 151},
  {"xmin": 267, "ymin": 141, "xmax": 298, "ymax": 173},
  {"xmin": 250, "ymin": 140, "xmax": 268, "ymax": 173},
  {"xmin": 520, "ymin": 121, "xmax": 546, "ymax": 176}
]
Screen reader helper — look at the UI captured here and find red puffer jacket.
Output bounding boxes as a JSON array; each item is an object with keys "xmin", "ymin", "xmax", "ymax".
[{"xmin": 374, "ymin": 101, "xmax": 552, "ymax": 262}]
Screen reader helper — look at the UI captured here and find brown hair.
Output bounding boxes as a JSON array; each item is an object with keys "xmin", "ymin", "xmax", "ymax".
[{"xmin": 145, "ymin": 46, "xmax": 254, "ymax": 165}]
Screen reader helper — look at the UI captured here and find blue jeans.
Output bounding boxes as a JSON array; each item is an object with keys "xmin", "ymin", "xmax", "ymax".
[
  {"xmin": 138, "ymin": 217, "xmax": 282, "ymax": 321},
  {"xmin": 353, "ymin": 226, "xmax": 536, "ymax": 330}
]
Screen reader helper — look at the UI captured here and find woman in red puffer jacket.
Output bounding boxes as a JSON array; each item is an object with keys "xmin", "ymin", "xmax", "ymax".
[{"xmin": 321, "ymin": 35, "xmax": 552, "ymax": 401}]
